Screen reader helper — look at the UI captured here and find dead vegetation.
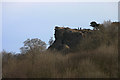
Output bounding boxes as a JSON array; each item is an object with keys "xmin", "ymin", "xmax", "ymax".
[{"xmin": 2, "ymin": 21, "xmax": 119, "ymax": 78}]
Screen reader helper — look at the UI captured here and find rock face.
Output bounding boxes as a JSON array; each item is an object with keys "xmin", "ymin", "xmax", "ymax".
[
  {"xmin": 48, "ymin": 26, "xmax": 92, "ymax": 52},
  {"xmin": 48, "ymin": 22, "xmax": 119, "ymax": 53}
]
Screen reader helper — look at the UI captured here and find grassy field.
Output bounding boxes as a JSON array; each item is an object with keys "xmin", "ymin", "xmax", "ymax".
[{"xmin": 2, "ymin": 44, "xmax": 118, "ymax": 78}]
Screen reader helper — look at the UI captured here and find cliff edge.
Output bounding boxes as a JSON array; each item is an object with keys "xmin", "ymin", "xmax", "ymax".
[
  {"xmin": 48, "ymin": 26, "xmax": 92, "ymax": 52},
  {"xmin": 48, "ymin": 22, "xmax": 119, "ymax": 53}
]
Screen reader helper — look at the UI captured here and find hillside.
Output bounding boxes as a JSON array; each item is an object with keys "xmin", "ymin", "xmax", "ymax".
[
  {"xmin": 48, "ymin": 22, "xmax": 119, "ymax": 53},
  {"xmin": 2, "ymin": 21, "xmax": 119, "ymax": 78}
]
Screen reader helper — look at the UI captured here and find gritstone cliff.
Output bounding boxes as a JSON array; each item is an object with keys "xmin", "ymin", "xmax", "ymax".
[
  {"xmin": 48, "ymin": 26, "xmax": 92, "ymax": 52},
  {"xmin": 48, "ymin": 22, "xmax": 119, "ymax": 53}
]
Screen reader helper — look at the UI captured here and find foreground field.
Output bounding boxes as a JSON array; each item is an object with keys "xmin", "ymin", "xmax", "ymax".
[{"xmin": 2, "ymin": 44, "xmax": 118, "ymax": 78}]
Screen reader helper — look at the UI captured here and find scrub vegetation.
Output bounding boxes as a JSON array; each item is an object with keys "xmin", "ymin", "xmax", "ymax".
[{"xmin": 2, "ymin": 21, "xmax": 119, "ymax": 78}]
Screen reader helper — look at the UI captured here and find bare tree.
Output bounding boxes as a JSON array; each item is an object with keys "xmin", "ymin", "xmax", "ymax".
[{"xmin": 48, "ymin": 37, "xmax": 54, "ymax": 46}]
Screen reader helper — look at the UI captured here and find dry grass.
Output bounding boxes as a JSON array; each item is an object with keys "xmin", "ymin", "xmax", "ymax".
[
  {"xmin": 2, "ymin": 44, "xmax": 118, "ymax": 78},
  {"xmin": 2, "ymin": 21, "xmax": 119, "ymax": 78}
]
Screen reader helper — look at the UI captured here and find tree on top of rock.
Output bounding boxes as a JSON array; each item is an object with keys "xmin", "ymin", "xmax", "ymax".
[{"xmin": 90, "ymin": 21, "xmax": 100, "ymax": 30}]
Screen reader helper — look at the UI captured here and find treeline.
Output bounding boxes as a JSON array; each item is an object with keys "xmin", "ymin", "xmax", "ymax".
[{"xmin": 2, "ymin": 21, "xmax": 119, "ymax": 78}]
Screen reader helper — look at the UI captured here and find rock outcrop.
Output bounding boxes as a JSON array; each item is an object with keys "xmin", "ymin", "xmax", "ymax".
[
  {"xmin": 48, "ymin": 22, "xmax": 119, "ymax": 53},
  {"xmin": 48, "ymin": 26, "xmax": 92, "ymax": 52}
]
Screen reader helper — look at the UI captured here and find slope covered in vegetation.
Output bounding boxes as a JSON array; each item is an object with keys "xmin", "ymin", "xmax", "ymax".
[{"xmin": 2, "ymin": 21, "xmax": 119, "ymax": 78}]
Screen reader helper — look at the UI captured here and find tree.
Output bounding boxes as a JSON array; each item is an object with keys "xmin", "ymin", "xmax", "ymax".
[
  {"xmin": 90, "ymin": 21, "xmax": 100, "ymax": 30},
  {"xmin": 20, "ymin": 38, "xmax": 46, "ymax": 53},
  {"xmin": 48, "ymin": 37, "xmax": 54, "ymax": 46}
]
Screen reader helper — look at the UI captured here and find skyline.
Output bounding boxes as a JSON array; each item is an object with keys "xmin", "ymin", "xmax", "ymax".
[{"xmin": 2, "ymin": 2, "xmax": 118, "ymax": 53}]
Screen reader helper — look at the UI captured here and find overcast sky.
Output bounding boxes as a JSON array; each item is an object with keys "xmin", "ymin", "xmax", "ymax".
[{"xmin": 2, "ymin": 2, "xmax": 118, "ymax": 53}]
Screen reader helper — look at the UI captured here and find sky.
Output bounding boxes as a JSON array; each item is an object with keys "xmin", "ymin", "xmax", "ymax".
[
  {"xmin": 2, "ymin": 2, "xmax": 118, "ymax": 53},
  {"xmin": 1, "ymin": 0, "xmax": 119, "ymax": 2}
]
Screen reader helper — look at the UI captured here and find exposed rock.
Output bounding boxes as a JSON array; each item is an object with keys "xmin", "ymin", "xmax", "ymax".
[
  {"xmin": 48, "ymin": 26, "xmax": 92, "ymax": 52},
  {"xmin": 48, "ymin": 22, "xmax": 119, "ymax": 53}
]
